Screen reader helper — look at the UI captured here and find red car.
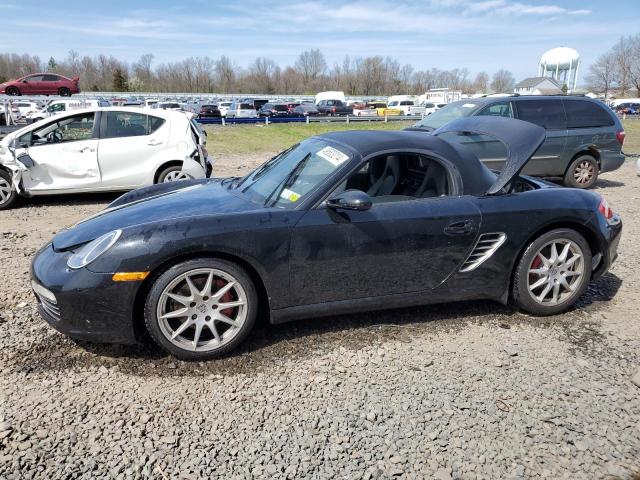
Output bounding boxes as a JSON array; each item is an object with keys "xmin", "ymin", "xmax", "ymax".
[{"xmin": 0, "ymin": 73, "xmax": 80, "ymax": 97}]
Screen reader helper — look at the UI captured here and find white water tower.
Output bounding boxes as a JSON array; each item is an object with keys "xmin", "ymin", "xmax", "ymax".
[{"xmin": 538, "ymin": 47, "xmax": 580, "ymax": 91}]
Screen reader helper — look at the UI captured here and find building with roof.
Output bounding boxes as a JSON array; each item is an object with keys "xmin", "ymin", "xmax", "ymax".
[{"xmin": 514, "ymin": 77, "xmax": 564, "ymax": 95}]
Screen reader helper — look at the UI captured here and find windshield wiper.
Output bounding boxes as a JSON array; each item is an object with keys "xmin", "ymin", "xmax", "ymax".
[
  {"xmin": 263, "ymin": 153, "xmax": 311, "ymax": 207},
  {"xmin": 221, "ymin": 176, "xmax": 241, "ymax": 189}
]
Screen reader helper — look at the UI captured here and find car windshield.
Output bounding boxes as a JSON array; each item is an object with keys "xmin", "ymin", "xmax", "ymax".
[
  {"xmin": 235, "ymin": 139, "xmax": 352, "ymax": 208},
  {"xmin": 413, "ymin": 101, "xmax": 481, "ymax": 130}
]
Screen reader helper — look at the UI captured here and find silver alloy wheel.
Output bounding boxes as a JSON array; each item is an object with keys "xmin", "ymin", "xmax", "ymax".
[
  {"xmin": 0, "ymin": 177, "xmax": 12, "ymax": 205},
  {"xmin": 574, "ymin": 160, "xmax": 595, "ymax": 185},
  {"xmin": 163, "ymin": 171, "xmax": 190, "ymax": 182},
  {"xmin": 527, "ymin": 239, "xmax": 584, "ymax": 306},
  {"xmin": 157, "ymin": 268, "xmax": 248, "ymax": 352}
]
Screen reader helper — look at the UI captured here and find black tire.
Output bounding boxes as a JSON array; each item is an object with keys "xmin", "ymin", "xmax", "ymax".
[
  {"xmin": 58, "ymin": 87, "xmax": 71, "ymax": 97},
  {"xmin": 0, "ymin": 169, "xmax": 18, "ymax": 210},
  {"xmin": 512, "ymin": 229, "xmax": 591, "ymax": 316},
  {"xmin": 156, "ymin": 165, "xmax": 184, "ymax": 183},
  {"xmin": 564, "ymin": 155, "xmax": 598, "ymax": 189},
  {"xmin": 6, "ymin": 86, "xmax": 20, "ymax": 96},
  {"xmin": 144, "ymin": 258, "xmax": 258, "ymax": 360}
]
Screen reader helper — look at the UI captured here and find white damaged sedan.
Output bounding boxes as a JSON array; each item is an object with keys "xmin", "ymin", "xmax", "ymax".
[{"xmin": 0, "ymin": 107, "xmax": 211, "ymax": 209}]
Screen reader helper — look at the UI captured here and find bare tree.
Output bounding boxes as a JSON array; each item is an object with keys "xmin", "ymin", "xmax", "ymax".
[
  {"xmin": 586, "ymin": 51, "xmax": 616, "ymax": 99},
  {"xmin": 472, "ymin": 71, "xmax": 489, "ymax": 93},
  {"xmin": 490, "ymin": 69, "xmax": 515, "ymax": 93},
  {"xmin": 294, "ymin": 49, "xmax": 326, "ymax": 91}
]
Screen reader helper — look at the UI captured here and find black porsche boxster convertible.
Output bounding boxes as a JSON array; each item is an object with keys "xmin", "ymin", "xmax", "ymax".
[{"xmin": 31, "ymin": 117, "xmax": 622, "ymax": 360}]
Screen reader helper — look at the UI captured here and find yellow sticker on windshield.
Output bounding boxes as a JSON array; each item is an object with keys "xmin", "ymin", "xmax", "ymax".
[
  {"xmin": 280, "ymin": 188, "xmax": 301, "ymax": 202},
  {"xmin": 317, "ymin": 146, "xmax": 349, "ymax": 166}
]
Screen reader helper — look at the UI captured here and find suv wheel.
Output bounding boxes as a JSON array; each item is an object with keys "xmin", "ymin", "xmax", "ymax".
[
  {"xmin": 512, "ymin": 229, "xmax": 591, "ymax": 316},
  {"xmin": 564, "ymin": 155, "xmax": 598, "ymax": 189}
]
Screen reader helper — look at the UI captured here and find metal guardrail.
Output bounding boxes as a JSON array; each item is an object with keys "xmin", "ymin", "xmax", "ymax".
[{"xmin": 196, "ymin": 115, "xmax": 419, "ymax": 125}]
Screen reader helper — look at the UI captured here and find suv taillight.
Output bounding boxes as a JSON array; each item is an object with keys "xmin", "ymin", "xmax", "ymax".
[{"xmin": 616, "ymin": 130, "xmax": 625, "ymax": 145}]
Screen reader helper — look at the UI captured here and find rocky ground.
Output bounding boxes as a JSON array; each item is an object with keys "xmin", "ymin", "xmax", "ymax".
[{"xmin": 0, "ymin": 156, "xmax": 639, "ymax": 479}]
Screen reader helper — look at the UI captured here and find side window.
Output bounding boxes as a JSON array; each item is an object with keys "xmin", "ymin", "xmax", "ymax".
[
  {"xmin": 478, "ymin": 102, "xmax": 513, "ymax": 118},
  {"xmin": 31, "ymin": 113, "xmax": 95, "ymax": 145},
  {"xmin": 515, "ymin": 100, "xmax": 566, "ymax": 129},
  {"xmin": 400, "ymin": 101, "xmax": 414, "ymax": 106},
  {"xmin": 26, "ymin": 75, "xmax": 44, "ymax": 82},
  {"xmin": 43, "ymin": 75, "xmax": 60, "ymax": 82},
  {"xmin": 564, "ymin": 100, "xmax": 614, "ymax": 128},
  {"xmin": 48, "ymin": 103, "xmax": 65, "ymax": 113},
  {"xmin": 104, "ymin": 112, "xmax": 165, "ymax": 138},
  {"xmin": 336, "ymin": 153, "xmax": 451, "ymax": 203}
]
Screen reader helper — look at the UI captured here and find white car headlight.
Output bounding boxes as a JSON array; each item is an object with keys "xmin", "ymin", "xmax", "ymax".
[{"xmin": 67, "ymin": 230, "xmax": 122, "ymax": 269}]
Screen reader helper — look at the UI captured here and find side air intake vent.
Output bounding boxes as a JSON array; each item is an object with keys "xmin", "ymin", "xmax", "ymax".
[{"xmin": 460, "ymin": 233, "xmax": 507, "ymax": 272}]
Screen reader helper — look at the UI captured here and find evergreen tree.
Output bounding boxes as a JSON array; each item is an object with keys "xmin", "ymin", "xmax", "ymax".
[
  {"xmin": 112, "ymin": 68, "xmax": 128, "ymax": 92},
  {"xmin": 47, "ymin": 57, "xmax": 57, "ymax": 71}
]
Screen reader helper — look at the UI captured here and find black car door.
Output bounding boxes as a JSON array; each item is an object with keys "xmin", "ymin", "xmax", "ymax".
[{"xmin": 288, "ymin": 195, "xmax": 482, "ymax": 306}]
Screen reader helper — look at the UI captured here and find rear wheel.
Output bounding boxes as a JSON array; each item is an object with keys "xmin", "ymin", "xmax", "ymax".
[
  {"xmin": 512, "ymin": 229, "xmax": 591, "ymax": 316},
  {"xmin": 58, "ymin": 87, "xmax": 71, "ymax": 97},
  {"xmin": 144, "ymin": 258, "xmax": 258, "ymax": 360},
  {"xmin": 6, "ymin": 86, "xmax": 20, "ymax": 96},
  {"xmin": 0, "ymin": 170, "xmax": 18, "ymax": 210},
  {"xmin": 564, "ymin": 155, "xmax": 598, "ymax": 189}
]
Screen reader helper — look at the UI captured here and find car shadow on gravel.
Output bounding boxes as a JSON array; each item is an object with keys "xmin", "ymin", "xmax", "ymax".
[
  {"xmin": 7, "ymin": 273, "xmax": 622, "ymax": 378},
  {"xmin": 17, "ymin": 192, "xmax": 120, "ymax": 208}
]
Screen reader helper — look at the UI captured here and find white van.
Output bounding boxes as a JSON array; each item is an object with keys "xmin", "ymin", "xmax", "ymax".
[
  {"xmin": 387, "ymin": 95, "xmax": 426, "ymax": 116},
  {"xmin": 315, "ymin": 91, "xmax": 346, "ymax": 105},
  {"xmin": 26, "ymin": 99, "xmax": 111, "ymax": 123}
]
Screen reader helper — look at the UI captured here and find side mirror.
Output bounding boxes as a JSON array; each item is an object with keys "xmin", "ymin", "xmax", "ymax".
[
  {"xmin": 326, "ymin": 190, "xmax": 372, "ymax": 211},
  {"xmin": 22, "ymin": 79, "xmax": 28, "ymax": 83},
  {"xmin": 17, "ymin": 152, "xmax": 34, "ymax": 168}
]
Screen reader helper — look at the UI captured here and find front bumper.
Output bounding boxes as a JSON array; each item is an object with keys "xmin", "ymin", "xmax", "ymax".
[
  {"xmin": 592, "ymin": 217, "xmax": 622, "ymax": 280},
  {"xmin": 31, "ymin": 244, "xmax": 140, "ymax": 344},
  {"xmin": 600, "ymin": 151, "xmax": 625, "ymax": 173}
]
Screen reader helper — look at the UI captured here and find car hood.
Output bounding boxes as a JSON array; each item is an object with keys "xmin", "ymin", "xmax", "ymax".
[
  {"xmin": 433, "ymin": 116, "xmax": 546, "ymax": 195},
  {"xmin": 52, "ymin": 179, "xmax": 257, "ymax": 250}
]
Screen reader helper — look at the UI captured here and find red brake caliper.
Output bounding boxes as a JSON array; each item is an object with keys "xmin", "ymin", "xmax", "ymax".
[
  {"xmin": 529, "ymin": 255, "xmax": 542, "ymax": 283},
  {"xmin": 216, "ymin": 279, "xmax": 235, "ymax": 316}
]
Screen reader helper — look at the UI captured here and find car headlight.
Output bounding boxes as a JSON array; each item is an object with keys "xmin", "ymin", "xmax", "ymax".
[{"xmin": 67, "ymin": 230, "xmax": 122, "ymax": 269}]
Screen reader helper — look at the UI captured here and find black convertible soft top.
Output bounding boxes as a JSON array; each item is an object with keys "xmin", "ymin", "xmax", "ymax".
[
  {"xmin": 317, "ymin": 116, "xmax": 546, "ymax": 196},
  {"xmin": 316, "ymin": 129, "xmax": 498, "ymax": 195}
]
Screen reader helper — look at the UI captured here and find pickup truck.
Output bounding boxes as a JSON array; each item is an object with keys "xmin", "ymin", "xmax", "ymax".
[
  {"xmin": 316, "ymin": 100, "xmax": 353, "ymax": 116},
  {"xmin": 387, "ymin": 100, "xmax": 426, "ymax": 116}
]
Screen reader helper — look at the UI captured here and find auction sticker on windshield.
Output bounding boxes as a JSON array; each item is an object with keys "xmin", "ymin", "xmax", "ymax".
[
  {"xmin": 316, "ymin": 146, "xmax": 349, "ymax": 166},
  {"xmin": 280, "ymin": 188, "xmax": 301, "ymax": 202}
]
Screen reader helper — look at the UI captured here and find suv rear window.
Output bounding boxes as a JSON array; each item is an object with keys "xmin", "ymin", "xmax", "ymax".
[
  {"xmin": 515, "ymin": 100, "xmax": 566, "ymax": 130},
  {"xmin": 563, "ymin": 99, "xmax": 614, "ymax": 128}
]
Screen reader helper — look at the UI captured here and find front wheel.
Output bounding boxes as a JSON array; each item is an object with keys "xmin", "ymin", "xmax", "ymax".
[
  {"xmin": 6, "ymin": 86, "xmax": 20, "ymax": 96},
  {"xmin": 157, "ymin": 165, "xmax": 189, "ymax": 183},
  {"xmin": 512, "ymin": 229, "xmax": 591, "ymax": 316},
  {"xmin": 0, "ymin": 170, "xmax": 18, "ymax": 210},
  {"xmin": 144, "ymin": 258, "xmax": 258, "ymax": 360},
  {"xmin": 564, "ymin": 155, "xmax": 598, "ymax": 188}
]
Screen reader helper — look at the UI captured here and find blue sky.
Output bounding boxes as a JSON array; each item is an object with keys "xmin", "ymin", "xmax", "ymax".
[{"xmin": 2, "ymin": 0, "xmax": 638, "ymax": 82}]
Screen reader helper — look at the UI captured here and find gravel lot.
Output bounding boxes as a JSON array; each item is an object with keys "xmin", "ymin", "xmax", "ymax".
[{"xmin": 0, "ymin": 155, "xmax": 639, "ymax": 479}]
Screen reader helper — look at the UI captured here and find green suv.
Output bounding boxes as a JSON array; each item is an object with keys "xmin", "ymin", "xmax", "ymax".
[{"xmin": 410, "ymin": 95, "xmax": 625, "ymax": 188}]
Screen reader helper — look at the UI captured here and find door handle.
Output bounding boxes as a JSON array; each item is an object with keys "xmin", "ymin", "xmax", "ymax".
[
  {"xmin": 444, "ymin": 220, "xmax": 474, "ymax": 235},
  {"xmin": 147, "ymin": 140, "xmax": 162, "ymax": 146},
  {"xmin": 70, "ymin": 147, "xmax": 95, "ymax": 153}
]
